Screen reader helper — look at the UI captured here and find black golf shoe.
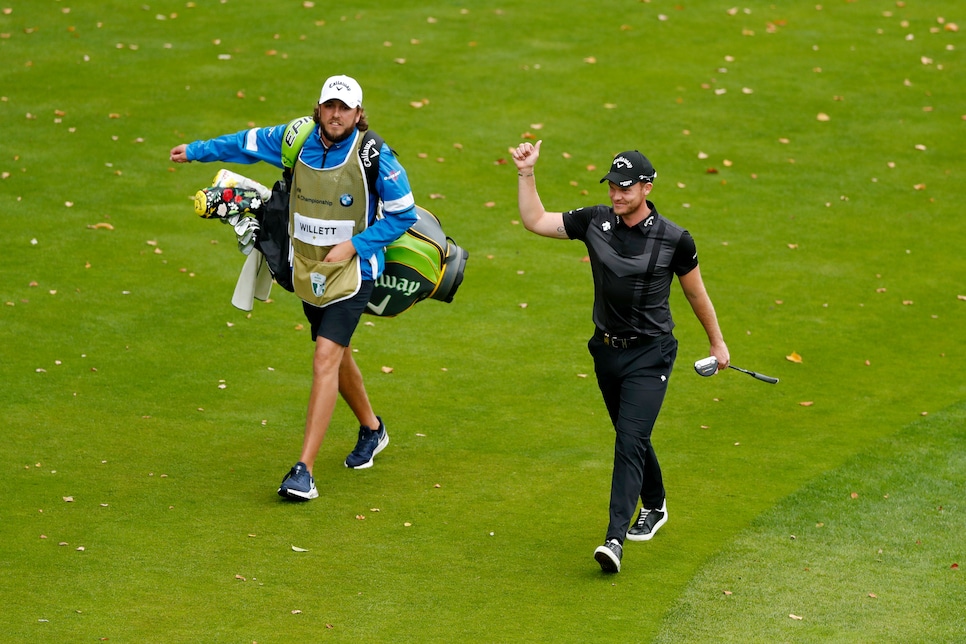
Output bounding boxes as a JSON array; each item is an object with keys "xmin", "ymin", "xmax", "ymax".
[
  {"xmin": 626, "ymin": 501, "xmax": 667, "ymax": 541},
  {"xmin": 594, "ymin": 539, "xmax": 623, "ymax": 573}
]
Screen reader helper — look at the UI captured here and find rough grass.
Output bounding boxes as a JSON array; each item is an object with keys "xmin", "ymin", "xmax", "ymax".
[{"xmin": 657, "ymin": 403, "xmax": 966, "ymax": 643}]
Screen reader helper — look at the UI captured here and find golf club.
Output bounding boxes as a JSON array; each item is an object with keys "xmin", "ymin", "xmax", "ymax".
[{"xmin": 693, "ymin": 356, "xmax": 779, "ymax": 384}]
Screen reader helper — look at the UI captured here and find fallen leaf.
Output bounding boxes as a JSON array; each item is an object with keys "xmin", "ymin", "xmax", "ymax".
[
  {"xmin": 723, "ymin": 590, "xmax": 733, "ymax": 595},
  {"xmin": 381, "ymin": 366, "xmax": 394, "ymax": 374},
  {"xmin": 799, "ymin": 401, "xmax": 814, "ymax": 407},
  {"xmin": 952, "ymin": 563, "xmax": 960, "ymax": 569},
  {"xmin": 786, "ymin": 352, "xmax": 803, "ymax": 363},
  {"xmin": 789, "ymin": 614, "xmax": 803, "ymax": 621},
  {"xmin": 868, "ymin": 593, "xmax": 878, "ymax": 598},
  {"xmin": 851, "ymin": 492, "xmax": 859, "ymax": 499},
  {"xmin": 235, "ymin": 574, "xmax": 247, "ymax": 581}
]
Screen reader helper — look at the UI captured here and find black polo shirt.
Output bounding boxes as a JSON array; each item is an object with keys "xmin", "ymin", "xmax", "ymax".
[{"xmin": 563, "ymin": 201, "xmax": 698, "ymax": 337}]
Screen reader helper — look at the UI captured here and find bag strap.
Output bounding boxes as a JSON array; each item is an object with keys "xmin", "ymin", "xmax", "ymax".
[{"xmin": 358, "ymin": 130, "xmax": 385, "ymax": 197}]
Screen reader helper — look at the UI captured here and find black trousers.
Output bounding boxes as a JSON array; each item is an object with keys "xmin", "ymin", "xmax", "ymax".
[{"xmin": 589, "ymin": 332, "xmax": 677, "ymax": 544}]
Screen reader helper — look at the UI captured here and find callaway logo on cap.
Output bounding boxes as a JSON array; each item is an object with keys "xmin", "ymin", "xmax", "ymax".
[
  {"xmin": 318, "ymin": 75, "xmax": 363, "ymax": 109},
  {"xmin": 599, "ymin": 150, "xmax": 657, "ymax": 187}
]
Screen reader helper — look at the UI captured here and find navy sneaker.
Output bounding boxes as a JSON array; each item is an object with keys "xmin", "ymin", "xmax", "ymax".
[
  {"xmin": 277, "ymin": 462, "xmax": 318, "ymax": 501},
  {"xmin": 626, "ymin": 500, "xmax": 667, "ymax": 541},
  {"xmin": 345, "ymin": 418, "xmax": 388, "ymax": 469},
  {"xmin": 594, "ymin": 539, "xmax": 623, "ymax": 573}
]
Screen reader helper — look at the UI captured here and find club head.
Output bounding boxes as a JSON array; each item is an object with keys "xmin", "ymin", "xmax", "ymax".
[{"xmin": 693, "ymin": 356, "xmax": 719, "ymax": 377}]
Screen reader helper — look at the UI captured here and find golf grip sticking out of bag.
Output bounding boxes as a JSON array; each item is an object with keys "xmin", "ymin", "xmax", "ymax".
[{"xmin": 693, "ymin": 356, "xmax": 779, "ymax": 384}]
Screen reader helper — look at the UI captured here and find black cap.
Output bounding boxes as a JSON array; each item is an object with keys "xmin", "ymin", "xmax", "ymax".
[{"xmin": 599, "ymin": 150, "xmax": 657, "ymax": 187}]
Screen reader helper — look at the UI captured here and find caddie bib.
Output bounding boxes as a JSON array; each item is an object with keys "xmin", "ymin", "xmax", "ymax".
[{"xmin": 289, "ymin": 131, "xmax": 370, "ymax": 308}]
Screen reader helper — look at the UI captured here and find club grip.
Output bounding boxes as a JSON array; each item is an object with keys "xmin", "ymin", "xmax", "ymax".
[
  {"xmin": 728, "ymin": 364, "xmax": 779, "ymax": 384},
  {"xmin": 753, "ymin": 373, "xmax": 779, "ymax": 384}
]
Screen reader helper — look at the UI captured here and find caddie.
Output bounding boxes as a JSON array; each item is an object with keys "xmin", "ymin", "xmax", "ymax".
[{"xmin": 170, "ymin": 75, "xmax": 418, "ymax": 501}]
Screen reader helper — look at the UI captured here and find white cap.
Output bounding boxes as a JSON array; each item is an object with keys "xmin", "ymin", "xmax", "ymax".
[{"xmin": 318, "ymin": 75, "xmax": 363, "ymax": 108}]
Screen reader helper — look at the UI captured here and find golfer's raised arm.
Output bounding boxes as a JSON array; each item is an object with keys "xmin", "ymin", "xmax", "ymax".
[{"xmin": 511, "ymin": 140, "xmax": 568, "ymax": 239}]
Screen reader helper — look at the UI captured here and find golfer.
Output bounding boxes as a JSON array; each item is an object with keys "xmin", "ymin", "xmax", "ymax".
[
  {"xmin": 170, "ymin": 75, "xmax": 418, "ymax": 500},
  {"xmin": 511, "ymin": 141, "xmax": 729, "ymax": 573}
]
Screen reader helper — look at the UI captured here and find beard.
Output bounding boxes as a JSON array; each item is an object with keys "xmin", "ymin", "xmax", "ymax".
[{"xmin": 321, "ymin": 123, "xmax": 354, "ymax": 144}]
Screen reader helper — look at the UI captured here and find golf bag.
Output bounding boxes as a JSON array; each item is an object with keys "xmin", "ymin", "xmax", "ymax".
[
  {"xmin": 367, "ymin": 205, "xmax": 468, "ymax": 317},
  {"xmin": 195, "ymin": 171, "xmax": 467, "ymax": 316},
  {"xmin": 253, "ymin": 181, "xmax": 295, "ymax": 292}
]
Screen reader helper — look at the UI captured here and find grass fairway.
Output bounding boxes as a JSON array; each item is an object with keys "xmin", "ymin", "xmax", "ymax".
[{"xmin": 2, "ymin": 0, "xmax": 963, "ymax": 641}]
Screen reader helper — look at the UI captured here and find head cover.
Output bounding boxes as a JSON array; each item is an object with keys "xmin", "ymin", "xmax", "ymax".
[
  {"xmin": 318, "ymin": 75, "xmax": 363, "ymax": 108},
  {"xmin": 599, "ymin": 150, "xmax": 657, "ymax": 187}
]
